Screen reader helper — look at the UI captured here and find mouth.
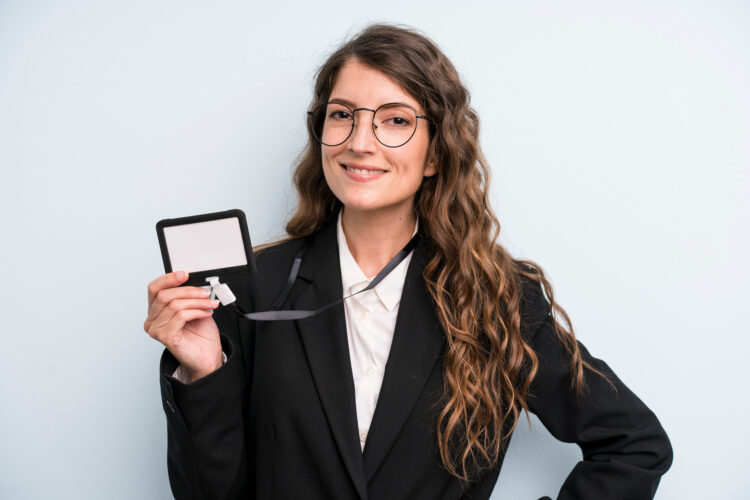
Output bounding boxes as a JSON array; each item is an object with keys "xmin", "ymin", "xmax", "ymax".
[{"xmin": 341, "ymin": 163, "xmax": 388, "ymax": 179}]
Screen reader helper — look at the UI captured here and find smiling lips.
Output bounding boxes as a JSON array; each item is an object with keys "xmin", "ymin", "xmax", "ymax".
[{"xmin": 342, "ymin": 163, "xmax": 387, "ymax": 181}]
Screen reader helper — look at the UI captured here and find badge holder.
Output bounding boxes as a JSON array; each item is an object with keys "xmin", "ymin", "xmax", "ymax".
[{"xmin": 156, "ymin": 209, "xmax": 256, "ymax": 305}]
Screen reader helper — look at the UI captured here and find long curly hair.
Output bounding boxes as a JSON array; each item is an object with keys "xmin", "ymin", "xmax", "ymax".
[{"xmin": 284, "ymin": 24, "xmax": 601, "ymax": 481}]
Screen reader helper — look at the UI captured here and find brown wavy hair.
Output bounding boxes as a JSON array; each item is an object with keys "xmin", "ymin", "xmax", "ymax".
[{"xmin": 284, "ymin": 24, "xmax": 603, "ymax": 481}]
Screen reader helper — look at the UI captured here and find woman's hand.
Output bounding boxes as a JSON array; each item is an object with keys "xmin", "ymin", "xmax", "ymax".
[{"xmin": 144, "ymin": 271, "xmax": 223, "ymax": 382}]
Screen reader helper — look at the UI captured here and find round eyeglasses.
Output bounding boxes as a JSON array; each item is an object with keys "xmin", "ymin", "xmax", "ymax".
[{"xmin": 307, "ymin": 101, "xmax": 430, "ymax": 148}]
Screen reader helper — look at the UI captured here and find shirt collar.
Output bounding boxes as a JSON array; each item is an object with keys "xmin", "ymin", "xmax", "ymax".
[{"xmin": 336, "ymin": 210, "xmax": 417, "ymax": 311}]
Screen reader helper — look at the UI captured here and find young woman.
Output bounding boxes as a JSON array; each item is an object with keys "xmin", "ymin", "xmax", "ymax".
[{"xmin": 144, "ymin": 24, "xmax": 672, "ymax": 500}]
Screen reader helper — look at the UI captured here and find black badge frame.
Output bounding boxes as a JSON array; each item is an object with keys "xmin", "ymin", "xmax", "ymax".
[{"xmin": 156, "ymin": 209, "xmax": 256, "ymax": 288}]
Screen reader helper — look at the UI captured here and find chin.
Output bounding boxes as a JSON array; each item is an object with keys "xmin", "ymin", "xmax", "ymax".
[
  {"xmin": 341, "ymin": 196, "xmax": 416, "ymax": 217},
  {"xmin": 330, "ymin": 184, "xmax": 416, "ymax": 215},
  {"xmin": 339, "ymin": 199, "xmax": 386, "ymax": 213}
]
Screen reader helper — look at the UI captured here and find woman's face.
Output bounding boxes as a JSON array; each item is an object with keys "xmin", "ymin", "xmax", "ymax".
[{"xmin": 320, "ymin": 59, "xmax": 435, "ymax": 218}]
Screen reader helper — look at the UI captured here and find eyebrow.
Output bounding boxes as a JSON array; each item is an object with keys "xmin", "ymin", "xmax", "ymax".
[{"xmin": 328, "ymin": 97, "xmax": 418, "ymax": 111}]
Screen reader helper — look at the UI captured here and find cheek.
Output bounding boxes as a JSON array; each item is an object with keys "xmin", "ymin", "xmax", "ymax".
[
  {"xmin": 320, "ymin": 149, "xmax": 336, "ymax": 181},
  {"xmin": 320, "ymin": 147, "xmax": 345, "ymax": 196},
  {"xmin": 321, "ymin": 145, "xmax": 343, "ymax": 170},
  {"xmin": 398, "ymin": 146, "xmax": 431, "ymax": 180}
]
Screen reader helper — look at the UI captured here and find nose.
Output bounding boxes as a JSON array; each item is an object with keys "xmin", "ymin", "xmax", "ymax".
[{"xmin": 347, "ymin": 109, "xmax": 378, "ymax": 154}]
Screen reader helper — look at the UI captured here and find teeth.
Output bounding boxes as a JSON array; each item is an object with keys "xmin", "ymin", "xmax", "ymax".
[{"xmin": 345, "ymin": 165, "xmax": 385, "ymax": 175}]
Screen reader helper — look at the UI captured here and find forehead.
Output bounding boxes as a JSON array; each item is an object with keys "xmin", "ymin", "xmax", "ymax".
[{"xmin": 329, "ymin": 59, "xmax": 421, "ymax": 110}]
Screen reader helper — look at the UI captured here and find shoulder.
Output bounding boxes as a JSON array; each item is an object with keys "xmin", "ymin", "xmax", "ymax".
[
  {"xmin": 513, "ymin": 260, "xmax": 553, "ymax": 336},
  {"xmin": 238, "ymin": 237, "xmax": 311, "ymax": 310},
  {"xmin": 253, "ymin": 237, "xmax": 310, "ymax": 280}
]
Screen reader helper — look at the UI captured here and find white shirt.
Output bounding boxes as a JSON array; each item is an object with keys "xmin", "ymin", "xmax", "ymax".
[
  {"xmin": 336, "ymin": 211, "xmax": 416, "ymax": 451},
  {"xmin": 174, "ymin": 211, "xmax": 417, "ymax": 454}
]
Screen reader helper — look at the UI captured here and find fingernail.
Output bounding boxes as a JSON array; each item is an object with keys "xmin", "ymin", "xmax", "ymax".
[
  {"xmin": 201, "ymin": 288, "xmax": 211, "ymax": 297},
  {"xmin": 176, "ymin": 271, "xmax": 187, "ymax": 280},
  {"xmin": 210, "ymin": 299, "xmax": 220, "ymax": 306}
]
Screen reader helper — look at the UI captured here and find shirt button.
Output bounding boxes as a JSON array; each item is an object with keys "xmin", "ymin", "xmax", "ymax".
[
  {"xmin": 363, "ymin": 365, "xmax": 374, "ymax": 377},
  {"xmin": 359, "ymin": 430, "xmax": 368, "ymax": 442},
  {"xmin": 358, "ymin": 310, "xmax": 369, "ymax": 320}
]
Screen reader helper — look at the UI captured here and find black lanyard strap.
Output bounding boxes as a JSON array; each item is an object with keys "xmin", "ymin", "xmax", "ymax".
[
  {"xmin": 270, "ymin": 237, "xmax": 311, "ymax": 310},
  {"xmin": 229, "ymin": 233, "xmax": 420, "ymax": 322}
]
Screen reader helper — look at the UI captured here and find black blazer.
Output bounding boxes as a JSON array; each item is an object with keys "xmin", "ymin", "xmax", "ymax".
[{"xmin": 159, "ymin": 218, "xmax": 672, "ymax": 500}]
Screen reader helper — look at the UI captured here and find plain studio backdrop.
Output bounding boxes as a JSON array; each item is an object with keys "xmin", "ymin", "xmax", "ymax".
[{"xmin": 1, "ymin": 1, "xmax": 747, "ymax": 498}]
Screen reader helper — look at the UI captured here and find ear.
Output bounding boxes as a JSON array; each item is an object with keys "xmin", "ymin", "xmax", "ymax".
[
  {"xmin": 423, "ymin": 158, "xmax": 437, "ymax": 178},
  {"xmin": 423, "ymin": 137, "xmax": 438, "ymax": 177}
]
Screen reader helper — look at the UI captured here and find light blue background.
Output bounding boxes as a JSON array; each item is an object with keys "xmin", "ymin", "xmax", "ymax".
[{"xmin": 1, "ymin": 1, "xmax": 748, "ymax": 498}]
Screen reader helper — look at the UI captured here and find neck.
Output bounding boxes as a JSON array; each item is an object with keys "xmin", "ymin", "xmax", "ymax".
[{"xmin": 341, "ymin": 205, "xmax": 417, "ymax": 278}]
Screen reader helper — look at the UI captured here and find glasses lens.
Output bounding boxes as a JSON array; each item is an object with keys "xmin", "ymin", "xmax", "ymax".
[
  {"xmin": 310, "ymin": 103, "xmax": 354, "ymax": 146},
  {"xmin": 373, "ymin": 104, "xmax": 418, "ymax": 147}
]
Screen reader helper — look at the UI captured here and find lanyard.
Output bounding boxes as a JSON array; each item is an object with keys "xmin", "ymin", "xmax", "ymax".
[{"xmin": 221, "ymin": 233, "xmax": 420, "ymax": 322}]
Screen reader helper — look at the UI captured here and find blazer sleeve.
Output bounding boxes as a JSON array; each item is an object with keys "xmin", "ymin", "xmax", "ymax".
[
  {"xmin": 159, "ymin": 303, "xmax": 253, "ymax": 500},
  {"xmin": 519, "ymin": 276, "xmax": 673, "ymax": 499}
]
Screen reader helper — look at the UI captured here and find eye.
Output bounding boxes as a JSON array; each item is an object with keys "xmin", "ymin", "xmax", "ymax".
[
  {"xmin": 376, "ymin": 104, "xmax": 415, "ymax": 128},
  {"xmin": 381, "ymin": 114, "xmax": 412, "ymax": 128},
  {"xmin": 329, "ymin": 110, "xmax": 351, "ymax": 120}
]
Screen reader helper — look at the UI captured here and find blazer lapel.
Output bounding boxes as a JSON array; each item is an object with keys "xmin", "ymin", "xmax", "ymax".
[
  {"xmin": 292, "ymin": 219, "xmax": 368, "ymax": 500},
  {"xmin": 362, "ymin": 240, "xmax": 445, "ymax": 481}
]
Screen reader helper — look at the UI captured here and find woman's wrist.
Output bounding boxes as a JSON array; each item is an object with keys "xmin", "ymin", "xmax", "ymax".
[{"xmin": 187, "ymin": 351, "xmax": 226, "ymax": 383}]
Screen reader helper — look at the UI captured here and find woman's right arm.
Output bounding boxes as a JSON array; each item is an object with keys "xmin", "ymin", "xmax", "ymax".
[{"xmin": 144, "ymin": 271, "xmax": 252, "ymax": 500}]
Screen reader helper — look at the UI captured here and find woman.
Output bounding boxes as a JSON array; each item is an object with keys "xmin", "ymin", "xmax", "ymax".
[{"xmin": 144, "ymin": 24, "xmax": 672, "ymax": 499}]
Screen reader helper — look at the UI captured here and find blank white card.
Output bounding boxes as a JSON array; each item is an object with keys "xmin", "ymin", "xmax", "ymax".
[{"xmin": 163, "ymin": 217, "xmax": 248, "ymax": 273}]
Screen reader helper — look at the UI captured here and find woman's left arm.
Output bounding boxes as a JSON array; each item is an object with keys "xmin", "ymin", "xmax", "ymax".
[{"xmin": 521, "ymin": 279, "xmax": 673, "ymax": 499}]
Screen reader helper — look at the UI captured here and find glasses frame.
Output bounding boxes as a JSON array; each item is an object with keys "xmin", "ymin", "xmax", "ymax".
[{"xmin": 307, "ymin": 101, "xmax": 431, "ymax": 148}]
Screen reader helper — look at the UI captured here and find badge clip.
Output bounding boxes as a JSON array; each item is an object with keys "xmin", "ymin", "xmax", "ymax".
[{"xmin": 205, "ymin": 276, "xmax": 237, "ymax": 306}]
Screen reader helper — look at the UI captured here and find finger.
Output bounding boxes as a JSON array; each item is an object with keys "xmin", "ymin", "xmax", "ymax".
[
  {"xmin": 147, "ymin": 305, "xmax": 214, "ymax": 344},
  {"xmin": 147, "ymin": 271, "xmax": 190, "ymax": 307},
  {"xmin": 148, "ymin": 297, "xmax": 219, "ymax": 323},
  {"xmin": 159, "ymin": 309, "xmax": 215, "ymax": 348},
  {"xmin": 147, "ymin": 296, "xmax": 218, "ymax": 334},
  {"xmin": 149, "ymin": 286, "xmax": 212, "ymax": 319}
]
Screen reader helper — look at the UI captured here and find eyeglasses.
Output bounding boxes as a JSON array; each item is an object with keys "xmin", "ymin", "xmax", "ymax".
[{"xmin": 307, "ymin": 101, "xmax": 430, "ymax": 148}]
